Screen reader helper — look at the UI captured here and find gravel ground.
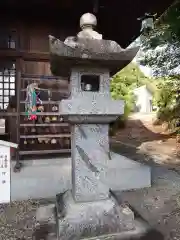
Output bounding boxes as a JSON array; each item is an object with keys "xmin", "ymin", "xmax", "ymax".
[
  {"xmin": 112, "ymin": 143, "xmax": 180, "ymax": 240},
  {"xmin": 0, "ymin": 198, "xmax": 55, "ymax": 240},
  {"xmin": 0, "ymin": 200, "xmax": 39, "ymax": 240},
  {"xmin": 119, "ymin": 166, "xmax": 180, "ymax": 240},
  {"xmin": 0, "ymin": 143, "xmax": 180, "ymax": 239}
]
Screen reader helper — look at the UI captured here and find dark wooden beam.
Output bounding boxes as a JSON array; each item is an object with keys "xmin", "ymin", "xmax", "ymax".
[{"xmin": 0, "ymin": 50, "xmax": 50, "ymax": 61}]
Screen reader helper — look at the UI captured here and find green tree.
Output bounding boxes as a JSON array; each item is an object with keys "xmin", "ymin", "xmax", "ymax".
[
  {"xmin": 111, "ymin": 62, "xmax": 154, "ymax": 107},
  {"xmin": 111, "ymin": 63, "xmax": 143, "ymax": 117},
  {"xmin": 154, "ymin": 76, "xmax": 180, "ymax": 129},
  {"xmin": 135, "ymin": 1, "xmax": 180, "ymax": 132},
  {"xmin": 109, "ymin": 62, "xmax": 154, "ymax": 134},
  {"xmin": 137, "ymin": 0, "xmax": 180, "ymax": 76}
]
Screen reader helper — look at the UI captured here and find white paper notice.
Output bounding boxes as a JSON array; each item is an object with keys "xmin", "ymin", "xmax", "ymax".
[{"xmin": 0, "ymin": 146, "xmax": 11, "ymax": 203}]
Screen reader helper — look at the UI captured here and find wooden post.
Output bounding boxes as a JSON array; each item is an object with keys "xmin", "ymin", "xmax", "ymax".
[
  {"xmin": 14, "ymin": 58, "xmax": 23, "ymax": 172},
  {"xmin": 14, "ymin": 22, "xmax": 24, "ymax": 172}
]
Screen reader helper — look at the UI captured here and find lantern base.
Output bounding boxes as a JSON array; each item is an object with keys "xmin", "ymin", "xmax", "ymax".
[{"xmin": 33, "ymin": 190, "xmax": 161, "ymax": 240}]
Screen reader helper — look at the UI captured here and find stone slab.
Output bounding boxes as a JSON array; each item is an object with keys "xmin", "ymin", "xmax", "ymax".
[
  {"xmin": 102, "ymin": 152, "xmax": 151, "ymax": 191},
  {"xmin": 105, "ymin": 166, "xmax": 151, "ymax": 191},
  {"xmin": 11, "ymin": 158, "xmax": 71, "ymax": 201},
  {"xmin": 67, "ymin": 115, "xmax": 119, "ymax": 124},
  {"xmin": 36, "ymin": 204, "xmax": 56, "ymax": 223},
  {"xmin": 61, "ymin": 97, "xmax": 124, "ymax": 115},
  {"xmin": 33, "ymin": 196, "xmax": 163, "ymax": 240},
  {"xmin": 11, "ymin": 154, "xmax": 150, "ymax": 201},
  {"xmin": 55, "ymin": 190, "xmax": 135, "ymax": 240},
  {"xmin": 34, "ymin": 204, "xmax": 57, "ymax": 240}
]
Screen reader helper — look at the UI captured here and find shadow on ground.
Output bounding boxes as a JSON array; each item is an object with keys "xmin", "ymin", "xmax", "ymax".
[
  {"xmin": 111, "ymin": 116, "xmax": 180, "ymax": 169},
  {"xmin": 113, "ymin": 119, "xmax": 175, "ymax": 148},
  {"xmin": 110, "ymin": 142, "xmax": 159, "ymax": 167}
]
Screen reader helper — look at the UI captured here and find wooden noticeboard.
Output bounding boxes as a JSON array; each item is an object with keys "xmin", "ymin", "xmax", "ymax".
[{"xmin": 0, "ymin": 140, "xmax": 18, "ymax": 203}]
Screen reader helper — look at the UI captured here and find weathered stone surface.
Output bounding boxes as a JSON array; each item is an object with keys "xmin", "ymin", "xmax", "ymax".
[
  {"xmin": 60, "ymin": 96, "xmax": 124, "ymax": 115},
  {"xmin": 60, "ymin": 67, "xmax": 124, "ymax": 124},
  {"xmin": 56, "ymin": 190, "xmax": 135, "ymax": 240},
  {"xmin": 36, "ymin": 204, "xmax": 56, "ymax": 223},
  {"xmin": 49, "ymin": 36, "xmax": 139, "ymax": 59},
  {"xmin": 69, "ymin": 68, "xmax": 111, "ymax": 97},
  {"xmin": 34, "ymin": 12, "xmax": 150, "ymax": 240},
  {"xmin": 49, "ymin": 13, "xmax": 139, "ymax": 78},
  {"xmin": 34, "ymin": 204, "xmax": 56, "ymax": 240},
  {"xmin": 33, "ymin": 201, "xmax": 163, "ymax": 240},
  {"xmin": 64, "ymin": 64, "xmax": 125, "ymax": 202},
  {"xmin": 71, "ymin": 124, "xmax": 110, "ymax": 202}
]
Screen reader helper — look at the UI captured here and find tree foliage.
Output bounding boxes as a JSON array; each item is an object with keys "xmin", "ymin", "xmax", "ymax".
[
  {"xmin": 135, "ymin": 1, "xmax": 180, "ymax": 132},
  {"xmin": 137, "ymin": 0, "xmax": 180, "ymax": 77},
  {"xmin": 154, "ymin": 76, "xmax": 180, "ymax": 129},
  {"xmin": 111, "ymin": 62, "xmax": 149, "ymax": 116},
  {"xmin": 109, "ymin": 62, "xmax": 157, "ymax": 135}
]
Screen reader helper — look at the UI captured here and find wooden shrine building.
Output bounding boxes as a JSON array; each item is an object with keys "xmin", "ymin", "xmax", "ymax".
[{"xmin": 0, "ymin": 0, "xmax": 174, "ymax": 171}]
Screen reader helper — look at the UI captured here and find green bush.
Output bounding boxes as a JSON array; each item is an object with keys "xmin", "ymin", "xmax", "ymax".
[{"xmin": 154, "ymin": 76, "xmax": 180, "ymax": 132}]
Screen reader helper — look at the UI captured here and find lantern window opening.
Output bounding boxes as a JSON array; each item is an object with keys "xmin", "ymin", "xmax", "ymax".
[{"xmin": 81, "ymin": 74, "xmax": 100, "ymax": 92}]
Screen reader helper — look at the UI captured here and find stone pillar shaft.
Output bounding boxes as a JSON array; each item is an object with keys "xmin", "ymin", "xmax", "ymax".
[{"xmin": 71, "ymin": 124, "xmax": 110, "ymax": 202}]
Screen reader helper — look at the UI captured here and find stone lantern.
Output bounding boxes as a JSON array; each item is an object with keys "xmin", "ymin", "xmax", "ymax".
[{"xmin": 34, "ymin": 13, "xmax": 152, "ymax": 240}]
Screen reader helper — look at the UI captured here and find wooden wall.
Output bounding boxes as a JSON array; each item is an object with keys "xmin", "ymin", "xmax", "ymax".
[
  {"xmin": 0, "ymin": 17, "xmax": 77, "ymax": 66},
  {"xmin": 0, "ymin": 21, "xmax": 71, "ymax": 105},
  {"xmin": 21, "ymin": 23, "xmax": 74, "ymax": 51},
  {"xmin": 23, "ymin": 61, "xmax": 52, "ymax": 76},
  {"xmin": 22, "ymin": 24, "xmax": 76, "ymax": 78},
  {"xmin": 20, "ymin": 24, "xmax": 60, "ymax": 76},
  {"xmin": 0, "ymin": 21, "xmax": 73, "ymax": 77}
]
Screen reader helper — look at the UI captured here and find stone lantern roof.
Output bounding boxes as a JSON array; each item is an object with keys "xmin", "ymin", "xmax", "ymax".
[{"xmin": 49, "ymin": 13, "xmax": 139, "ymax": 78}]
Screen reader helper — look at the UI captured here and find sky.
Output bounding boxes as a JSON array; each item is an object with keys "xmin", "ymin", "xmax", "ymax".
[
  {"xmin": 138, "ymin": 65, "xmax": 152, "ymax": 77},
  {"xmin": 129, "ymin": 37, "xmax": 153, "ymax": 77}
]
